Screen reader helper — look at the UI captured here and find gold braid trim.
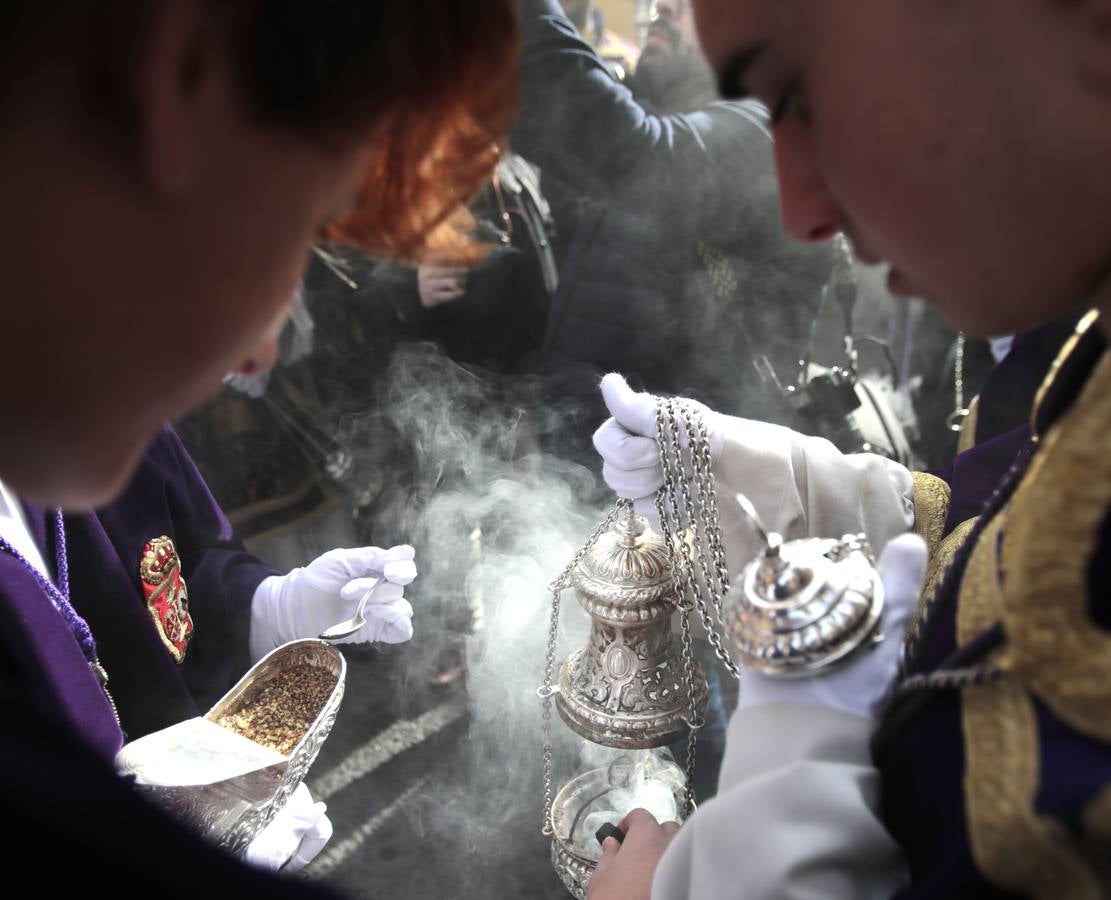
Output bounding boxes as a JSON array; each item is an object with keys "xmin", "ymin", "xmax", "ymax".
[
  {"xmin": 911, "ymin": 472, "xmax": 952, "ymax": 560},
  {"xmin": 962, "ymin": 681, "xmax": 1102, "ymax": 899},
  {"xmin": 955, "ymin": 337, "xmax": 1111, "ymax": 895},
  {"xmin": 1002, "ymin": 351, "xmax": 1111, "ymax": 742},
  {"xmin": 907, "ymin": 516, "xmax": 977, "ymax": 647},
  {"xmin": 958, "ymin": 511, "xmax": 1101, "ymax": 896},
  {"xmin": 1031, "ymin": 309, "xmax": 1101, "ymax": 442}
]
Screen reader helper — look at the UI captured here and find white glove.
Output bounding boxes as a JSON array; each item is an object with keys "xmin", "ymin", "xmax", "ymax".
[
  {"xmin": 250, "ymin": 545, "xmax": 417, "ymax": 662},
  {"xmin": 593, "ymin": 373, "xmax": 915, "ymax": 574},
  {"xmin": 738, "ymin": 532, "xmax": 928, "ymax": 718},
  {"xmin": 245, "ymin": 782, "xmax": 333, "ymax": 873}
]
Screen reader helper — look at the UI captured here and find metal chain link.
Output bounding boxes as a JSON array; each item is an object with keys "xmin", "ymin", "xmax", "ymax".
[
  {"xmin": 538, "ymin": 501, "xmax": 629, "ymax": 835},
  {"xmin": 947, "ymin": 333, "xmax": 970, "ymax": 432},
  {"xmin": 656, "ymin": 398, "xmax": 740, "ymax": 680},
  {"xmin": 650, "ymin": 397, "xmax": 746, "ymax": 814}
]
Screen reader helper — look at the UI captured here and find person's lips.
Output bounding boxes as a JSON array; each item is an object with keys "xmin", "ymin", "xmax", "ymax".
[{"xmin": 646, "ymin": 23, "xmax": 677, "ymax": 50}]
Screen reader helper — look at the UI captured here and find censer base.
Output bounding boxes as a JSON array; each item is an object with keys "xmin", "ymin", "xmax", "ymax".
[{"xmin": 549, "ymin": 757, "xmax": 687, "ymax": 898}]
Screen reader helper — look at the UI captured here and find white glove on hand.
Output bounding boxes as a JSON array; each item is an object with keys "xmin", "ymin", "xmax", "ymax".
[
  {"xmin": 250, "ymin": 545, "xmax": 417, "ymax": 662},
  {"xmin": 245, "ymin": 782, "xmax": 333, "ymax": 873},
  {"xmin": 593, "ymin": 373, "xmax": 915, "ymax": 573},
  {"xmin": 738, "ymin": 532, "xmax": 928, "ymax": 718},
  {"xmin": 592, "ymin": 373, "xmax": 726, "ymax": 526}
]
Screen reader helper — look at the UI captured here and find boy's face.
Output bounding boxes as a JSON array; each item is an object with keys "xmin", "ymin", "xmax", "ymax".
[
  {"xmin": 692, "ymin": 0, "xmax": 1111, "ymax": 337},
  {"xmin": 0, "ymin": 22, "xmax": 375, "ymax": 509}
]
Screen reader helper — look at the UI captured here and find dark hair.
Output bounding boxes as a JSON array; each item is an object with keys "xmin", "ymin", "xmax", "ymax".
[{"xmin": 1, "ymin": 1, "xmax": 520, "ymax": 263}]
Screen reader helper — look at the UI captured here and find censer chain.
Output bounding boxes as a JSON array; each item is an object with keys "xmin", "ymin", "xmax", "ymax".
[
  {"xmin": 539, "ymin": 502, "xmax": 630, "ymax": 835},
  {"xmin": 654, "ymin": 398, "xmax": 741, "ymax": 817},
  {"xmin": 656, "ymin": 399, "xmax": 740, "ymax": 681}
]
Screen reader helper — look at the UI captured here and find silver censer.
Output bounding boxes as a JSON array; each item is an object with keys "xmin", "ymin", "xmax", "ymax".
[
  {"xmin": 725, "ymin": 495, "xmax": 885, "ymax": 677},
  {"xmin": 544, "ymin": 507, "xmax": 708, "ymax": 899}
]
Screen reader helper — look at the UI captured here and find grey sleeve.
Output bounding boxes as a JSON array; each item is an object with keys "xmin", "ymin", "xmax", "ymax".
[
  {"xmin": 513, "ymin": 0, "xmax": 774, "ymax": 223},
  {"xmin": 652, "ymin": 703, "xmax": 908, "ymax": 900}
]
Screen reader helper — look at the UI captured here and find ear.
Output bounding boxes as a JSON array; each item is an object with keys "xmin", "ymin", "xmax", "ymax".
[{"xmin": 133, "ymin": 0, "xmax": 227, "ymax": 194}]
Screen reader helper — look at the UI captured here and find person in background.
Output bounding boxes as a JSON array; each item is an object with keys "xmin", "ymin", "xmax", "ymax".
[
  {"xmin": 0, "ymin": 0, "xmax": 519, "ymax": 890},
  {"xmin": 513, "ymin": 0, "xmax": 833, "ymax": 468},
  {"xmin": 558, "ymin": 0, "xmax": 640, "ymax": 80},
  {"xmin": 586, "ymin": 0, "xmax": 1111, "ymax": 897}
]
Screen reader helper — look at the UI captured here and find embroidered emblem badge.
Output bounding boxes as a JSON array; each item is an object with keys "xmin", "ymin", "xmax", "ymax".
[{"xmin": 139, "ymin": 536, "xmax": 194, "ymax": 664}]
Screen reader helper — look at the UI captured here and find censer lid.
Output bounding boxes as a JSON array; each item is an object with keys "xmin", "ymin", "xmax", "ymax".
[
  {"xmin": 726, "ymin": 532, "xmax": 883, "ymax": 677},
  {"xmin": 571, "ymin": 509, "xmax": 676, "ymax": 616}
]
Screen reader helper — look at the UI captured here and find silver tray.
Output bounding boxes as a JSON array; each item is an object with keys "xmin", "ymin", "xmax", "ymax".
[{"xmin": 116, "ymin": 639, "xmax": 345, "ymax": 855}]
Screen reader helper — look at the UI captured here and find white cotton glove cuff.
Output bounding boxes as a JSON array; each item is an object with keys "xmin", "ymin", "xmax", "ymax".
[
  {"xmin": 713, "ymin": 414, "xmax": 916, "ymax": 575},
  {"xmin": 249, "ymin": 544, "xmax": 417, "ymax": 662},
  {"xmin": 737, "ymin": 533, "xmax": 928, "ymax": 719},
  {"xmin": 244, "ymin": 782, "xmax": 332, "ymax": 873}
]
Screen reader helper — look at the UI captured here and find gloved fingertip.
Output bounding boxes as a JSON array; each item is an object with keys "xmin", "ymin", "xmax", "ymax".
[
  {"xmin": 383, "ymin": 559, "xmax": 417, "ymax": 585},
  {"xmin": 599, "ymin": 373, "xmax": 633, "ymax": 416},
  {"xmin": 338, "ymin": 577, "xmax": 384, "ymax": 604},
  {"xmin": 878, "ymin": 533, "xmax": 928, "ymax": 578},
  {"xmin": 384, "ymin": 544, "xmax": 416, "ymax": 562}
]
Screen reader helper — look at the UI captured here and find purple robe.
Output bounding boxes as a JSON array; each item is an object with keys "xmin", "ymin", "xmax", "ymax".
[
  {"xmin": 1, "ymin": 425, "xmax": 277, "ymax": 763},
  {"xmin": 877, "ymin": 317, "xmax": 1111, "ymax": 897},
  {"xmin": 47, "ymin": 425, "xmax": 277, "ymax": 740},
  {"xmin": 0, "ymin": 426, "xmax": 346, "ymax": 895}
]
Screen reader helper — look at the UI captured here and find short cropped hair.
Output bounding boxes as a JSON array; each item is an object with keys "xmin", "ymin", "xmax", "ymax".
[{"xmin": 2, "ymin": 1, "xmax": 520, "ymax": 264}]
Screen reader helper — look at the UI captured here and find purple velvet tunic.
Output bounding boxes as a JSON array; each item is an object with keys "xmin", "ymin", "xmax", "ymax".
[
  {"xmin": 49, "ymin": 425, "xmax": 278, "ymax": 740},
  {"xmin": 0, "ymin": 428, "xmax": 340, "ymax": 895},
  {"xmin": 876, "ymin": 319, "xmax": 1111, "ymax": 897},
  {"xmin": 1, "ymin": 425, "xmax": 277, "ymax": 761}
]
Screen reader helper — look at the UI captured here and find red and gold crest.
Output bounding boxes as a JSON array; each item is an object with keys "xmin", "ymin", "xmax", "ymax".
[{"xmin": 139, "ymin": 535, "xmax": 194, "ymax": 664}]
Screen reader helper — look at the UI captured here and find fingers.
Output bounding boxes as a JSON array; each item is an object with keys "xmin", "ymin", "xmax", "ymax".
[
  {"xmin": 418, "ymin": 265, "xmax": 467, "ymax": 307},
  {"xmin": 339, "ymin": 579, "xmax": 403, "ymax": 606},
  {"xmin": 320, "ymin": 545, "xmax": 417, "ymax": 584},
  {"xmin": 383, "ymin": 558, "xmax": 417, "ymax": 585},
  {"xmin": 618, "ymin": 807, "xmax": 661, "ymax": 833},
  {"xmin": 336, "ymin": 597, "xmax": 414, "ymax": 645},
  {"xmin": 877, "ymin": 533, "xmax": 928, "ymax": 618},
  {"xmin": 602, "ymin": 461, "xmax": 665, "ymax": 501},
  {"xmin": 594, "ymin": 418, "xmax": 664, "ymax": 500},
  {"xmin": 383, "ymin": 544, "xmax": 417, "ymax": 585},
  {"xmin": 592, "ymin": 834, "xmax": 622, "ymax": 880},
  {"xmin": 281, "ymin": 807, "xmax": 332, "ymax": 873},
  {"xmin": 600, "ymin": 373, "xmax": 659, "ymax": 437},
  {"xmin": 593, "ymin": 419, "xmax": 661, "ymax": 470}
]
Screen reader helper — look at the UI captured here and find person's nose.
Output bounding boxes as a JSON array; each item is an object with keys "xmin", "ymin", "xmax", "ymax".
[
  {"xmin": 773, "ymin": 126, "xmax": 841, "ymax": 243},
  {"xmin": 653, "ymin": 0, "xmax": 677, "ymax": 21}
]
